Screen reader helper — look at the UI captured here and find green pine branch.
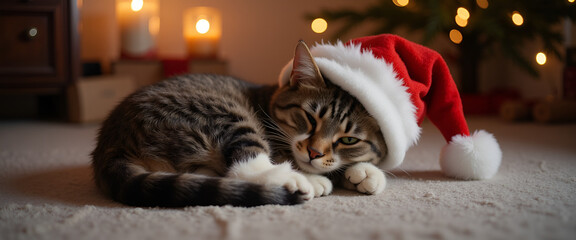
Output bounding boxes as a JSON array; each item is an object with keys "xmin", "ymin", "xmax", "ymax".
[{"xmin": 307, "ymin": 0, "xmax": 576, "ymax": 89}]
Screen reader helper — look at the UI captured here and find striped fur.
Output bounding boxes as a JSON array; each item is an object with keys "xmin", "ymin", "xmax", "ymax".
[
  {"xmin": 270, "ymin": 78, "xmax": 387, "ymax": 175},
  {"xmin": 92, "ymin": 43, "xmax": 388, "ymax": 207},
  {"xmin": 92, "ymin": 74, "xmax": 309, "ymax": 207},
  {"xmin": 270, "ymin": 41, "xmax": 388, "ymax": 196}
]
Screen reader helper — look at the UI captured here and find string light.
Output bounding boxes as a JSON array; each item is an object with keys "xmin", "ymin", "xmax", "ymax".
[
  {"xmin": 311, "ymin": 18, "xmax": 328, "ymax": 33},
  {"xmin": 476, "ymin": 0, "xmax": 489, "ymax": 9},
  {"xmin": 457, "ymin": 7, "xmax": 470, "ymax": 20},
  {"xmin": 392, "ymin": 0, "xmax": 409, "ymax": 7},
  {"xmin": 536, "ymin": 52, "xmax": 547, "ymax": 65},
  {"xmin": 455, "ymin": 15, "xmax": 468, "ymax": 27},
  {"xmin": 512, "ymin": 11, "xmax": 524, "ymax": 26},
  {"xmin": 449, "ymin": 29, "xmax": 463, "ymax": 44},
  {"xmin": 455, "ymin": 7, "xmax": 470, "ymax": 27}
]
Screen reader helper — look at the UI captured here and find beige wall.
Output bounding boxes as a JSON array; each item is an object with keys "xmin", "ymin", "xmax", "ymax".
[
  {"xmin": 81, "ymin": 0, "xmax": 373, "ymax": 84},
  {"xmin": 80, "ymin": 0, "xmax": 566, "ymax": 99}
]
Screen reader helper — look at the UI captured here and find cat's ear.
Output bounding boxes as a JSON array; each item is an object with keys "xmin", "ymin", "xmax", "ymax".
[{"xmin": 290, "ymin": 40, "xmax": 326, "ymax": 88}]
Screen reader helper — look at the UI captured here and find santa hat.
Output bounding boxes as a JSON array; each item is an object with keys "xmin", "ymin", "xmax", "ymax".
[{"xmin": 279, "ymin": 34, "xmax": 501, "ymax": 180}]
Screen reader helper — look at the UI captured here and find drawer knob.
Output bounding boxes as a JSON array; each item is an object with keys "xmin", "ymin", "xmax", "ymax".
[{"xmin": 28, "ymin": 27, "xmax": 38, "ymax": 38}]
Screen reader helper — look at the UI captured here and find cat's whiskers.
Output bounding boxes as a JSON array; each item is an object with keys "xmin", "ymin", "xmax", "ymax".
[
  {"xmin": 384, "ymin": 170, "xmax": 397, "ymax": 179},
  {"xmin": 329, "ymin": 167, "xmax": 346, "ymax": 177},
  {"xmin": 259, "ymin": 108, "xmax": 293, "ymax": 147},
  {"xmin": 383, "ymin": 167, "xmax": 409, "ymax": 179}
]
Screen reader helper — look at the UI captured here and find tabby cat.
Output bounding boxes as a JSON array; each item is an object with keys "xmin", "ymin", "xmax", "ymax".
[{"xmin": 92, "ymin": 41, "xmax": 387, "ymax": 207}]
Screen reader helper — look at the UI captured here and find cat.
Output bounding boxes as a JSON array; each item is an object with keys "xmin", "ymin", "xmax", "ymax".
[{"xmin": 91, "ymin": 41, "xmax": 387, "ymax": 207}]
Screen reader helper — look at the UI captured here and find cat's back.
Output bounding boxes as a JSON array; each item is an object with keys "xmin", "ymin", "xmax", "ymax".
[
  {"xmin": 105, "ymin": 74, "xmax": 254, "ymax": 125},
  {"xmin": 94, "ymin": 74, "xmax": 258, "ymax": 161},
  {"xmin": 129, "ymin": 74, "xmax": 251, "ymax": 107}
]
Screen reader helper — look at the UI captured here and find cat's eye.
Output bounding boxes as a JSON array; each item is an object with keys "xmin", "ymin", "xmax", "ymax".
[
  {"xmin": 305, "ymin": 112, "xmax": 317, "ymax": 129},
  {"xmin": 339, "ymin": 137, "xmax": 360, "ymax": 145}
]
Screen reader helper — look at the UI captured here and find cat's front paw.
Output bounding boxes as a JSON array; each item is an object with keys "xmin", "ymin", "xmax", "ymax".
[
  {"xmin": 305, "ymin": 174, "xmax": 333, "ymax": 197},
  {"xmin": 344, "ymin": 162, "xmax": 386, "ymax": 195},
  {"xmin": 265, "ymin": 163, "xmax": 314, "ymax": 201},
  {"xmin": 228, "ymin": 154, "xmax": 314, "ymax": 201}
]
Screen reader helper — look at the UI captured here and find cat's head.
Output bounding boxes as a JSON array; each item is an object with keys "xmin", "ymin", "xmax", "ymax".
[{"xmin": 270, "ymin": 41, "xmax": 387, "ymax": 174}]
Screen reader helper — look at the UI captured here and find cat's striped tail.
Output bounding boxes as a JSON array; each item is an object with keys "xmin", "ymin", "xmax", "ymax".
[{"xmin": 99, "ymin": 171, "xmax": 305, "ymax": 207}]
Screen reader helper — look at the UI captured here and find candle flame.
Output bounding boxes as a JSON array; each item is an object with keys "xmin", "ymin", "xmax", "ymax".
[
  {"xmin": 196, "ymin": 19, "xmax": 210, "ymax": 34},
  {"xmin": 131, "ymin": 0, "xmax": 143, "ymax": 12}
]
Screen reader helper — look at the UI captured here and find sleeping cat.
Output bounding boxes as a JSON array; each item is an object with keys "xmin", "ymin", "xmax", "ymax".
[{"xmin": 91, "ymin": 41, "xmax": 387, "ymax": 207}]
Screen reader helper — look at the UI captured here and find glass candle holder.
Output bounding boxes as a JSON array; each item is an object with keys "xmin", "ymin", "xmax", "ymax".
[
  {"xmin": 183, "ymin": 7, "xmax": 221, "ymax": 59},
  {"xmin": 117, "ymin": 0, "xmax": 159, "ymax": 59}
]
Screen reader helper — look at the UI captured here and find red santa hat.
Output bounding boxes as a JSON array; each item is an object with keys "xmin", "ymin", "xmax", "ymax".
[{"xmin": 279, "ymin": 34, "xmax": 502, "ymax": 180}]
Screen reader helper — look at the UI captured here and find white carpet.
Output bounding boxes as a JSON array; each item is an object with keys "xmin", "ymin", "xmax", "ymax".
[{"xmin": 1, "ymin": 117, "xmax": 575, "ymax": 240}]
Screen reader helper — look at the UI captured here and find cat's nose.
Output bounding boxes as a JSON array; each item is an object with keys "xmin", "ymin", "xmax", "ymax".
[{"xmin": 307, "ymin": 146, "xmax": 325, "ymax": 160}]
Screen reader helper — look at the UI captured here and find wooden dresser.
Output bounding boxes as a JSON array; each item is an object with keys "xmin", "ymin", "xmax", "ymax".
[{"xmin": 0, "ymin": 0, "xmax": 80, "ymax": 119}]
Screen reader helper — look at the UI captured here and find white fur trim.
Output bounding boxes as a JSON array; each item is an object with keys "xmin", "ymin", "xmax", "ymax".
[
  {"xmin": 440, "ymin": 130, "xmax": 502, "ymax": 180},
  {"xmin": 279, "ymin": 41, "xmax": 420, "ymax": 169}
]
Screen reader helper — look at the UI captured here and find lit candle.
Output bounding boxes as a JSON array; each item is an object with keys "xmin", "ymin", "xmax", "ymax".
[
  {"xmin": 117, "ymin": 0, "xmax": 159, "ymax": 59},
  {"xmin": 184, "ymin": 7, "xmax": 221, "ymax": 59}
]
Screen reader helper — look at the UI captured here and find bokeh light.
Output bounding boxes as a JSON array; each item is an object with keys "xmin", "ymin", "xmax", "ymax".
[
  {"xmin": 392, "ymin": 0, "xmax": 409, "ymax": 7},
  {"xmin": 311, "ymin": 18, "xmax": 328, "ymax": 33},
  {"xmin": 457, "ymin": 7, "xmax": 470, "ymax": 20},
  {"xmin": 476, "ymin": 0, "xmax": 489, "ymax": 9},
  {"xmin": 536, "ymin": 52, "xmax": 547, "ymax": 65},
  {"xmin": 450, "ymin": 29, "xmax": 463, "ymax": 44},
  {"xmin": 455, "ymin": 15, "xmax": 468, "ymax": 27},
  {"xmin": 512, "ymin": 11, "xmax": 524, "ymax": 26}
]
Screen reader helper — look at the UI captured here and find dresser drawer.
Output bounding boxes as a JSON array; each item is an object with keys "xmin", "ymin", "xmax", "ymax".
[
  {"xmin": 0, "ymin": 0, "xmax": 80, "ymax": 120},
  {"xmin": 0, "ymin": 2, "xmax": 67, "ymax": 88}
]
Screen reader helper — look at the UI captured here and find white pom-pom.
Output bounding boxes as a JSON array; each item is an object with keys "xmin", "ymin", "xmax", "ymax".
[{"xmin": 440, "ymin": 130, "xmax": 502, "ymax": 180}]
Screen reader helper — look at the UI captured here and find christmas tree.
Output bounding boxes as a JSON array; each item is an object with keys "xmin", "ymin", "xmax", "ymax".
[{"xmin": 309, "ymin": 0, "xmax": 576, "ymax": 93}]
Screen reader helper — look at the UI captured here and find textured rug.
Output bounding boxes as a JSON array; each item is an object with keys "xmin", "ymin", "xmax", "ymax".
[{"xmin": 1, "ymin": 117, "xmax": 575, "ymax": 240}]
